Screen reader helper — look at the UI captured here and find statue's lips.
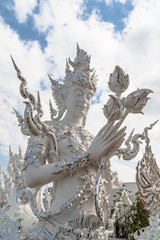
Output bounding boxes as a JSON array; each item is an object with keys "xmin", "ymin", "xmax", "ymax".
[{"xmin": 77, "ymin": 105, "xmax": 87, "ymax": 110}]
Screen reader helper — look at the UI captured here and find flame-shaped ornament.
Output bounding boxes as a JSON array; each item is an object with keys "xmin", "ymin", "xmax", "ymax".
[
  {"xmin": 108, "ymin": 65, "xmax": 129, "ymax": 95},
  {"xmin": 122, "ymin": 89, "xmax": 153, "ymax": 114}
]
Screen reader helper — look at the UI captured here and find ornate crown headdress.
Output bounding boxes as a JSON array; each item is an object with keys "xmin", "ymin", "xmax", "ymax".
[
  {"xmin": 63, "ymin": 43, "xmax": 97, "ymax": 91},
  {"xmin": 49, "ymin": 44, "xmax": 98, "ymax": 122}
]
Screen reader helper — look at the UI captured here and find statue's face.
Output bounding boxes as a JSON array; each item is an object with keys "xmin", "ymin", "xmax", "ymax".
[{"xmin": 65, "ymin": 85, "xmax": 94, "ymax": 118}]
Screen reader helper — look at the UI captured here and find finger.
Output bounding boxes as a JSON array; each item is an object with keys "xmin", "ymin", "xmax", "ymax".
[
  {"xmin": 101, "ymin": 121, "xmax": 123, "ymax": 140},
  {"xmin": 110, "ymin": 135, "xmax": 125, "ymax": 150},
  {"xmin": 102, "ymin": 125, "xmax": 126, "ymax": 142},
  {"xmin": 108, "ymin": 121, "xmax": 127, "ymax": 138},
  {"xmin": 97, "ymin": 121, "xmax": 114, "ymax": 137},
  {"xmin": 100, "ymin": 121, "xmax": 114, "ymax": 136},
  {"xmin": 100, "ymin": 121, "xmax": 115, "ymax": 138},
  {"xmin": 97, "ymin": 124, "xmax": 107, "ymax": 136},
  {"xmin": 107, "ymin": 137, "xmax": 125, "ymax": 157},
  {"xmin": 109, "ymin": 126, "xmax": 126, "ymax": 141},
  {"xmin": 112, "ymin": 136, "xmax": 125, "ymax": 151},
  {"xmin": 102, "ymin": 134, "xmax": 125, "ymax": 155}
]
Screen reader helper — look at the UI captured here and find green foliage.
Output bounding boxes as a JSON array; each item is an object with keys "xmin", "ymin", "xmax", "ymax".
[
  {"xmin": 129, "ymin": 195, "xmax": 149, "ymax": 234},
  {"xmin": 112, "ymin": 190, "xmax": 149, "ymax": 239}
]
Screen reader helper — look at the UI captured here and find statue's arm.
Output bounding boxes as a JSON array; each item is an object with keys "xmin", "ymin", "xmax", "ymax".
[
  {"xmin": 50, "ymin": 122, "xmax": 126, "ymax": 176},
  {"xmin": 23, "ymin": 135, "xmax": 58, "ymax": 188},
  {"xmin": 24, "ymin": 122, "xmax": 125, "ymax": 188},
  {"xmin": 23, "ymin": 135, "xmax": 89, "ymax": 188},
  {"xmin": 25, "ymin": 152, "xmax": 89, "ymax": 188}
]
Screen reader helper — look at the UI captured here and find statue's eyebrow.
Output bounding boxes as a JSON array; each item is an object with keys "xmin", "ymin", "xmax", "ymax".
[{"xmin": 74, "ymin": 87, "xmax": 84, "ymax": 93}]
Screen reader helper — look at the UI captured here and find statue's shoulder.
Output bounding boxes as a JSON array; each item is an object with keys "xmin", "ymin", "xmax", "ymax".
[
  {"xmin": 44, "ymin": 120, "xmax": 60, "ymax": 128},
  {"xmin": 23, "ymin": 127, "xmax": 53, "ymax": 170},
  {"xmin": 43, "ymin": 120, "xmax": 94, "ymax": 143}
]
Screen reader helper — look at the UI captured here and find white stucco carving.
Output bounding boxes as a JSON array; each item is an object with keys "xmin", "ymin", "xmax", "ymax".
[
  {"xmin": 0, "ymin": 44, "xmax": 154, "ymax": 239},
  {"xmin": 135, "ymin": 121, "xmax": 160, "ymax": 240}
]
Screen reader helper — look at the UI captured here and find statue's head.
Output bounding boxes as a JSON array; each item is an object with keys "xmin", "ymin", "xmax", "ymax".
[
  {"xmin": 65, "ymin": 84, "xmax": 94, "ymax": 125},
  {"xmin": 50, "ymin": 44, "xmax": 98, "ymax": 126}
]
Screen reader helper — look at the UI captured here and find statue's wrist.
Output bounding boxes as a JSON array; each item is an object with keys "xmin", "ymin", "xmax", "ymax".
[{"xmin": 52, "ymin": 152, "xmax": 90, "ymax": 176}]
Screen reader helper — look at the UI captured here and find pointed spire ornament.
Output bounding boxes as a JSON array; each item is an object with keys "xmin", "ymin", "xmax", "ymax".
[
  {"xmin": 37, "ymin": 92, "xmax": 42, "ymax": 113},
  {"xmin": 49, "ymin": 100, "xmax": 57, "ymax": 121},
  {"xmin": 18, "ymin": 146, "xmax": 23, "ymax": 159},
  {"xmin": 11, "ymin": 55, "xmax": 37, "ymax": 108},
  {"xmin": 9, "ymin": 145, "xmax": 13, "ymax": 158},
  {"xmin": 36, "ymin": 91, "xmax": 43, "ymax": 118}
]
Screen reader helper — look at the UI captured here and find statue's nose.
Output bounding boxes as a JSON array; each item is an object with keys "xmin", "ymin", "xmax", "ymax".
[{"xmin": 80, "ymin": 95, "xmax": 87, "ymax": 103}]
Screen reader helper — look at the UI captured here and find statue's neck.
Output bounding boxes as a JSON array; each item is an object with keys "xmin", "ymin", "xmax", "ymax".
[{"xmin": 61, "ymin": 113, "xmax": 83, "ymax": 128}]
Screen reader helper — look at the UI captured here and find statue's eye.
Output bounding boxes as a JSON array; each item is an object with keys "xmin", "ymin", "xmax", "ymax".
[
  {"xmin": 76, "ymin": 91, "xmax": 82, "ymax": 97},
  {"xmin": 87, "ymin": 93, "xmax": 93, "ymax": 100}
]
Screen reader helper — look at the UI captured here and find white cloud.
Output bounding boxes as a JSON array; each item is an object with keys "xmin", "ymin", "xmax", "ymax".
[
  {"xmin": 13, "ymin": 0, "xmax": 38, "ymax": 23},
  {"xmin": 105, "ymin": 0, "xmax": 113, "ymax": 5},
  {"xmin": 33, "ymin": 0, "xmax": 85, "ymax": 32},
  {"xmin": 117, "ymin": 0, "xmax": 127, "ymax": 4},
  {"xmin": 1, "ymin": 0, "xmax": 160, "ymax": 182},
  {"xmin": 105, "ymin": 0, "xmax": 127, "ymax": 5}
]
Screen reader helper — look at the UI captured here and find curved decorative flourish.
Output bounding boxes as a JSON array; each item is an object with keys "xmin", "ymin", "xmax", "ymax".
[
  {"xmin": 115, "ymin": 131, "xmax": 145, "ymax": 160},
  {"xmin": 23, "ymin": 102, "xmax": 43, "ymax": 136},
  {"xmin": 122, "ymin": 89, "xmax": 153, "ymax": 114},
  {"xmin": 13, "ymin": 108, "xmax": 30, "ymax": 136},
  {"xmin": 11, "ymin": 57, "xmax": 58, "ymax": 159}
]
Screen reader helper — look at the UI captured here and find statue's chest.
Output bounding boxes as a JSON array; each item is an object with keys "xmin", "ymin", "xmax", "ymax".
[
  {"xmin": 57, "ymin": 137, "xmax": 85, "ymax": 158},
  {"xmin": 53, "ymin": 123, "xmax": 94, "ymax": 155}
]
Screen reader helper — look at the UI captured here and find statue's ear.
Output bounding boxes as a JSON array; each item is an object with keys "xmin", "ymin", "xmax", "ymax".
[
  {"xmin": 51, "ymin": 80, "xmax": 68, "ymax": 105},
  {"xmin": 60, "ymin": 90, "xmax": 68, "ymax": 102},
  {"xmin": 50, "ymin": 83, "xmax": 68, "ymax": 121}
]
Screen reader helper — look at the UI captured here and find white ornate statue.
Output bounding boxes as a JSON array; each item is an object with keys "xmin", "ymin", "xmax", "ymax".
[
  {"xmin": 0, "ymin": 44, "xmax": 153, "ymax": 239},
  {"xmin": 135, "ymin": 121, "xmax": 160, "ymax": 240}
]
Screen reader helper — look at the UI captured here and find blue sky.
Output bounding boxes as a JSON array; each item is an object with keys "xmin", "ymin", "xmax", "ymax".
[
  {"xmin": 85, "ymin": 0, "xmax": 133, "ymax": 31},
  {"xmin": 0, "ymin": 0, "xmax": 160, "ymax": 182},
  {"xmin": 0, "ymin": 0, "xmax": 47, "ymax": 50},
  {"xmin": 0, "ymin": 0, "xmax": 133, "ymax": 50}
]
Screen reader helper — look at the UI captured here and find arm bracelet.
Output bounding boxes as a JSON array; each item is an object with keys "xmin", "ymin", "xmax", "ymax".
[{"xmin": 52, "ymin": 152, "xmax": 90, "ymax": 176}]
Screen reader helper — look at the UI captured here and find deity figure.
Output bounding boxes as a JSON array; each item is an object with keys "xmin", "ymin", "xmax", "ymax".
[{"xmin": 10, "ymin": 44, "xmax": 152, "ymax": 240}]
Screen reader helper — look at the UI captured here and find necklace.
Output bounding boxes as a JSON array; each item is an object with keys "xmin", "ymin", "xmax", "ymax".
[{"xmin": 51, "ymin": 122, "xmax": 94, "ymax": 153}]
